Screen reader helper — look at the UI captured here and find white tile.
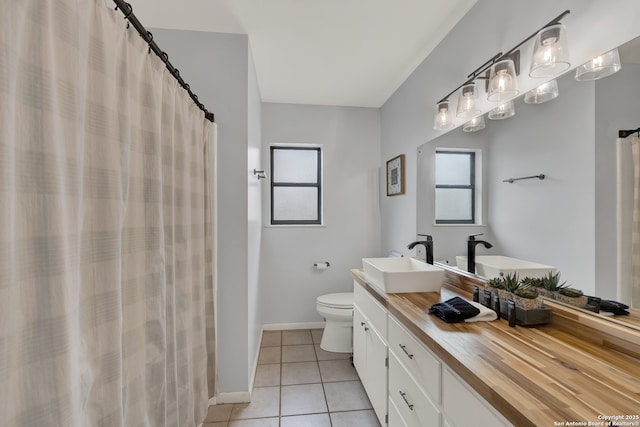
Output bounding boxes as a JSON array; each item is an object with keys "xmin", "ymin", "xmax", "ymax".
[
  {"xmin": 281, "ymin": 362, "xmax": 321, "ymax": 385},
  {"xmin": 281, "ymin": 383, "xmax": 328, "ymax": 416},
  {"xmin": 324, "ymin": 381, "xmax": 372, "ymax": 412},
  {"xmin": 282, "ymin": 345, "xmax": 316, "ymax": 363},
  {"xmin": 281, "ymin": 413, "xmax": 331, "ymax": 427}
]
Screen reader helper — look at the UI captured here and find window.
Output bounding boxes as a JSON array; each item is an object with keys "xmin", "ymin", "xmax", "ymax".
[
  {"xmin": 270, "ymin": 145, "xmax": 322, "ymax": 225},
  {"xmin": 435, "ymin": 150, "xmax": 475, "ymax": 224}
]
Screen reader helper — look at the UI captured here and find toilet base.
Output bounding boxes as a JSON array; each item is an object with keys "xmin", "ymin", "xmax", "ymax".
[{"xmin": 320, "ymin": 321, "xmax": 353, "ymax": 353}]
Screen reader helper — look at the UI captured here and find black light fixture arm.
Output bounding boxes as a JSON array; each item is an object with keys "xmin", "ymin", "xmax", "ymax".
[
  {"xmin": 619, "ymin": 128, "xmax": 640, "ymax": 138},
  {"xmin": 435, "ymin": 9, "xmax": 570, "ymax": 106},
  {"xmin": 501, "ymin": 10, "xmax": 571, "ymax": 60},
  {"xmin": 112, "ymin": 0, "xmax": 215, "ymax": 123}
]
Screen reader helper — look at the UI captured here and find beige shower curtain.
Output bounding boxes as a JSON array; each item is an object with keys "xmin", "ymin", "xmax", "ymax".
[
  {"xmin": 0, "ymin": 1, "xmax": 216, "ymax": 426},
  {"xmin": 618, "ymin": 136, "xmax": 640, "ymax": 308}
]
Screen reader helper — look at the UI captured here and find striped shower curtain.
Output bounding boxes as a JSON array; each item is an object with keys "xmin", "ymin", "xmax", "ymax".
[{"xmin": 0, "ymin": 0, "xmax": 217, "ymax": 426}]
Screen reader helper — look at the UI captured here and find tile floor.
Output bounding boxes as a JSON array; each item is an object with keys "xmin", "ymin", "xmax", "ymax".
[{"xmin": 203, "ymin": 329, "xmax": 381, "ymax": 427}]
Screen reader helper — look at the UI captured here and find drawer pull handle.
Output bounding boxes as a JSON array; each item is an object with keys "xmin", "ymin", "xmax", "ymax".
[
  {"xmin": 399, "ymin": 344, "xmax": 414, "ymax": 359},
  {"xmin": 399, "ymin": 390, "xmax": 414, "ymax": 411}
]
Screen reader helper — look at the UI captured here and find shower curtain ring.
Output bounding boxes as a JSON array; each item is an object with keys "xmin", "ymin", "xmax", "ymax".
[{"xmin": 123, "ymin": 2, "xmax": 133, "ymax": 19}]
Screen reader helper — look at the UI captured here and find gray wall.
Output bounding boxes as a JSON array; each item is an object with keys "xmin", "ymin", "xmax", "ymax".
[
  {"xmin": 260, "ymin": 104, "xmax": 381, "ymax": 324},
  {"xmin": 247, "ymin": 46, "xmax": 263, "ymax": 385},
  {"xmin": 382, "ymin": 0, "xmax": 640, "ymax": 294},
  {"xmin": 486, "ymin": 76, "xmax": 596, "ymax": 293},
  {"xmin": 152, "ymin": 29, "xmax": 257, "ymax": 394}
]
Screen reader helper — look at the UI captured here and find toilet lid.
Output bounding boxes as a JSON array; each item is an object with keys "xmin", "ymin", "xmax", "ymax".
[{"xmin": 317, "ymin": 292, "xmax": 353, "ymax": 308}]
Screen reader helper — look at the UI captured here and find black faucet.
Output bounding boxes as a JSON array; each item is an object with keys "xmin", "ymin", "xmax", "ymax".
[
  {"xmin": 467, "ymin": 233, "xmax": 493, "ymax": 274},
  {"xmin": 407, "ymin": 234, "xmax": 434, "ymax": 265}
]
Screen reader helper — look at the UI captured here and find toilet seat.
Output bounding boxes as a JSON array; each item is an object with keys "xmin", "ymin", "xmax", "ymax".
[{"xmin": 316, "ymin": 292, "xmax": 353, "ymax": 309}]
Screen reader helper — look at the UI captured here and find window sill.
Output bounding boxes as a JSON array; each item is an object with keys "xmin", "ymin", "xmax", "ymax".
[
  {"xmin": 432, "ymin": 223, "xmax": 486, "ymax": 227},
  {"xmin": 265, "ymin": 223, "xmax": 326, "ymax": 228}
]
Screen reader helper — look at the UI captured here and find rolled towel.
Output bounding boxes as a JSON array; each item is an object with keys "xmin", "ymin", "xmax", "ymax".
[
  {"xmin": 428, "ymin": 296, "xmax": 480, "ymax": 323},
  {"xmin": 464, "ymin": 300, "xmax": 498, "ymax": 323}
]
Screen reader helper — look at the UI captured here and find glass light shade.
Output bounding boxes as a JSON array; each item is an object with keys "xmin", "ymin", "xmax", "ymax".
[
  {"xmin": 456, "ymin": 84, "xmax": 480, "ymax": 118},
  {"xmin": 488, "ymin": 101, "xmax": 515, "ymax": 120},
  {"xmin": 524, "ymin": 79, "xmax": 559, "ymax": 104},
  {"xmin": 487, "ymin": 59, "xmax": 519, "ymax": 102},
  {"xmin": 433, "ymin": 102, "xmax": 454, "ymax": 130},
  {"xmin": 529, "ymin": 24, "xmax": 571, "ymax": 78},
  {"xmin": 463, "ymin": 115, "xmax": 486, "ymax": 132},
  {"xmin": 575, "ymin": 48, "xmax": 622, "ymax": 81}
]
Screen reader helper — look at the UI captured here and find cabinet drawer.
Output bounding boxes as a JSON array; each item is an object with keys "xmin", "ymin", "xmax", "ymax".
[
  {"xmin": 389, "ymin": 315, "xmax": 441, "ymax": 404},
  {"xmin": 389, "ymin": 352, "xmax": 441, "ymax": 427},
  {"xmin": 442, "ymin": 367, "xmax": 510, "ymax": 427},
  {"xmin": 354, "ymin": 283, "xmax": 387, "ymax": 337},
  {"xmin": 388, "ymin": 396, "xmax": 409, "ymax": 427}
]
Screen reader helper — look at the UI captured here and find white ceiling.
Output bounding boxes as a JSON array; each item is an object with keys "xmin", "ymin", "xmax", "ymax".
[{"xmin": 128, "ymin": 0, "xmax": 477, "ymax": 107}]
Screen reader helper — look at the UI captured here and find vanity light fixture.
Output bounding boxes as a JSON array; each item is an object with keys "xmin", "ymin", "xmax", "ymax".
[
  {"xmin": 432, "ymin": 10, "xmax": 569, "ymax": 130},
  {"xmin": 524, "ymin": 79, "xmax": 559, "ymax": 104},
  {"xmin": 456, "ymin": 84, "xmax": 481, "ymax": 118},
  {"xmin": 529, "ymin": 24, "xmax": 571, "ymax": 78},
  {"xmin": 487, "ymin": 59, "xmax": 519, "ymax": 102},
  {"xmin": 575, "ymin": 48, "xmax": 622, "ymax": 81},
  {"xmin": 463, "ymin": 115, "xmax": 486, "ymax": 132},
  {"xmin": 433, "ymin": 102, "xmax": 455, "ymax": 130},
  {"xmin": 488, "ymin": 101, "xmax": 515, "ymax": 120}
]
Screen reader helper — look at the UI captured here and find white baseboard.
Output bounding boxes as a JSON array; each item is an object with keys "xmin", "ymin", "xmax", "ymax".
[
  {"xmin": 263, "ymin": 321, "xmax": 325, "ymax": 331},
  {"xmin": 214, "ymin": 391, "xmax": 252, "ymax": 404}
]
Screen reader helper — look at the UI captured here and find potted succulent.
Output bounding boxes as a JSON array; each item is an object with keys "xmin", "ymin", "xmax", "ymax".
[
  {"xmin": 555, "ymin": 287, "xmax": 588, "ymax": 307},
  {"xmin": 513, "ymin": 287, "xmax": 544, "ymax": 310},
  {"xmin": 538, "ymin": 271, "xmax": 567, "ymax": 299}
]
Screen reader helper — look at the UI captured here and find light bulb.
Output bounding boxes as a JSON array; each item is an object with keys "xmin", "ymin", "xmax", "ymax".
[
  {"xmin": 433, "ymin": 102, "xmax": 454, "ymax": 130},
  {"xmin": 487, "ymin": 59, "xmax": 519, "ymax": 102},
  {"xmin": 529, "ymin": 24, "xmax": 570, "ymax": 78}
]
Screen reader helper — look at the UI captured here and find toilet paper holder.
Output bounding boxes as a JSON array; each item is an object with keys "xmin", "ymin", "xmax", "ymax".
[{"xmin": 314, "ymin": 262, "xmax": 330, "ymax": 269}]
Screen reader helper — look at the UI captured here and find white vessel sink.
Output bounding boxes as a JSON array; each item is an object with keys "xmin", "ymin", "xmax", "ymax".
[
  {"xmin": 362, "ymin": 257, "xmax": 444, "ymax": 293},
  {"xmin": 455, "ymin": 255, "xmax": 555, "ymax": 279}
]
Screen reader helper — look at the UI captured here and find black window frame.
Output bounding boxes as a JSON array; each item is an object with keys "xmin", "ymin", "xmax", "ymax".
[
  {"xmin": 270, "ymin": 146, "xmax": 322, "ymax": 225},
  {"xmin": 435, "ymin": 150, "xmax": 476, "ymax": 224}
]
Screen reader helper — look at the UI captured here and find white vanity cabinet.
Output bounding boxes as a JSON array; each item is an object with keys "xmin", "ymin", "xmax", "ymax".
[
  {"xmin": 353, "ymin": 280, "xmax": 512, "ymax": 427},
  {"xmin": 388, "ymin": 315, "xmax": 511, "ymax": 427},
  {"xmin": 353, "ymin": 282, "xmax": 388, "ymax": 426}
]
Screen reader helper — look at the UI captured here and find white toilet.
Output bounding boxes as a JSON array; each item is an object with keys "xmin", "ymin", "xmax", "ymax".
[{"xmin": 316, "ymin": 292, "xmax": 354, "ymax": 353}]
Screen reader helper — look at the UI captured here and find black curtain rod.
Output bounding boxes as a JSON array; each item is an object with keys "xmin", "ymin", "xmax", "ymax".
[
  {"xmin": 112, "ymin": 0, "xmax": 215, "ymax": 123},
  {"xmin": 619, "ymin": 128, "xmax": 640, "ymax": 138}
]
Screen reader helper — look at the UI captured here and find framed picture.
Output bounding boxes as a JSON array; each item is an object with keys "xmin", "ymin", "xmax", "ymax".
[{"xmin": 386, "ymin": 154, "xmax": 405, "ymax": 196}]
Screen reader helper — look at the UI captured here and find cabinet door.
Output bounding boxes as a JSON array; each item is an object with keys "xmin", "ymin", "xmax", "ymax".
[
  {"xmin": 367, "ymin": 323, "xmax": 388, "ymax": 426},
  {"xmin": 442, "ymin": 367, "xmax": 511, "ymax": 427},
  {"xmin": 353, "ymin": 306, "xmax": 367, "ymax": 377}
]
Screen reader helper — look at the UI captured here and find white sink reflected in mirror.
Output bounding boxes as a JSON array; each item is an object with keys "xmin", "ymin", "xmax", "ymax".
[
  {"xmin": 455, "ymin": 255, "xmax": 556, "ymax": 279},
  {"xmin": 362, "ymin": 257, "xmax": 444, "ymax": 293}
]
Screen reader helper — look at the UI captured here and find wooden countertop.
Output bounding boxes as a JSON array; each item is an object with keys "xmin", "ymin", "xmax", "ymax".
[{"xmin": 351, "ymin": 269, "xmax": 640, "ymax": 427}]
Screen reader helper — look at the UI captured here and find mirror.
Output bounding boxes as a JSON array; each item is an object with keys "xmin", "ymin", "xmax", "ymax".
[{"xmin": 417, "ymin": 35, "xmax": 640, "ymax": 327}]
